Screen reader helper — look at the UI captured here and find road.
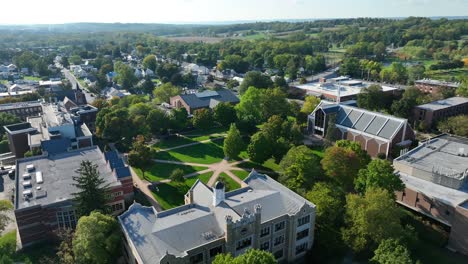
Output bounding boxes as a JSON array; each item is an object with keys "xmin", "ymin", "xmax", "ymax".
[{"xmin": 62, "ymin": 69, "xmax": 96, "ymax": 104}]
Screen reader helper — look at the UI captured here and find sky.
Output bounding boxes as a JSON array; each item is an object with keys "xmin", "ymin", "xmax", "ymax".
[{"xmin": 1, "ymin": 0, "xmax": 467, "ymax": 25}]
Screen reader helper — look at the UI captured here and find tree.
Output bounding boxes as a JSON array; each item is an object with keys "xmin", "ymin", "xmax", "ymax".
[
  {"xmin": 95, "ymin": 106, "xmax": 133, "ymax": 142},
  {"xmin": 372, "ymin": 239, "xmax": 413, "ymax": 264},
  {"xmin": 73, "ymin": 211, "xmax": 121, "ymax": 264},
  {"xmin": 56, "ymin": 229, "xmax": 75, "ymax": 264},
  {"xmin": 61, "ymin": 56, "xmax": 70, "ymax": 68},
  {"xmin": 169, "ymin": 108, "xmax": 189, "ymax": 131},
  {"xmin": 192, "ymin": 108, "xmax": 214, "ymax": 129},
  {"xmin": 391, "ymin": 86, "xmax": 429, "ymax": 118},
  {"xmin": 380, "ymin": 62, "xmax": 408, "ymax": 84},
  {"xmin": 224, "ymin": 124, "xmax": 243, "ymax": 159},
  {"xmin": 0, "ymin": 112, "xmax": 20, "ymax": 133},
  {"xmin": 0, "ymin": 200, "xmax": 12, "ymax": 234},
  {"xmin": 141, "ymin": 77, "xmax": 155, "ymax": 94},
  {"xmin": 128, "ymin": 136, "xmax": 153, "ymax": 180},
  {"xmin": 147, "ymin": 108, "xmax": 170, "ymax": 135},
  {"xmin": 340, "ymin": 57, "xmax": 360, "ymax": 77},
  {"xmin": 301, "ymin": 96, "xmax": 320, "ymax": 113},
  {"xmin": 279, "ymin": 146, "xmax": 321, "ymax": 193},
  {"xmin": 342, "ymin": 188, "xmax": 404, "ymax": 252},
  {"xmin": 355, "ymin": 159, "xmax": 404, "ymax": 195},
  {"xmin": 72, "ymin": 161, "xmax": 111, "ymax": 216},
  {"xmin": 238, "ymin": 71, "xmax": 273, "ymax": 94},
  {"xmin": 335, "ymin": 140, "xmax": 371, "ymax": 168},
  {"xmin": 321, "ymin": 146, "xmax": 361, "ymax": 191},
  {"xmin": 152, "ymin": 82, "xmax": 180, "ymax": 104},
  {"xmin": 213, "ymin": 102, "xmax": 237, "ymax": 127},
  {"xmin": 114, "ymin": 62, "xmax": 137, "ymax": 89},
  {"xmin": 212, "ymin": 249, "xmax": 276, "ymax": 264},
  {"xmin": 247, "ymin": 132, "xmax": 272, "ymax": 164},
  {"xmin": 170, "ymin": 168, "xmax": 185, "ymax": 182},
  {"xmin": 142, "ymin": 55, "xmax": 157, "ymax": 72},
  {"xmin": 68, "ymin": 55, "xmax": 82, "ymax": 65},
  {"xmin": 357, "ymin": 85, "xmax": 390, "ymax": 111},
  {"xmin": 437, "ymin": 115, "xmax": 468, "ymax": 137},
  {"xmin": 456, "ymin": 79, "xmax": 468, "ymax": 97}
]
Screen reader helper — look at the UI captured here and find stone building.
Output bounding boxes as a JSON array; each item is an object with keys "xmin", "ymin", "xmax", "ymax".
[
  {"xmin": 308, "ymin": 101, "xmax": 414, "ymax": 158},
  {"xmin": 119, "ymin": 171, "xmax": 316, "ymax": 264},
  {"xmin": 393, "ymin": 134, "xmax": 468, "ymax": 255}
]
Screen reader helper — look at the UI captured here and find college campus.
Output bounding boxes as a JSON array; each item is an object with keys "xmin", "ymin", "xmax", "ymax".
[{"xmin": 0, "ymin": 2, "xmax": 467, "ymax": 264}]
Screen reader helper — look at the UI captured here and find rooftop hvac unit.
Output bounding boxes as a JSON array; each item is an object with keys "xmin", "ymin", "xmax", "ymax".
[
  {"xmin": 26, "ymin": 164, "xmax": 35, "ymax": 172},
  {"xmin": 23, "ymin": 190, "xmax": 32, "ymax": 197},
  {"xmin": 22, "ymin": 173, "xmax": 31, "ymax": 180},
  {"xmin": 36, "ymin": 171, "xmax": 43, "ymax": 184},
  {"xmin": 22, "ymin": 181, "xmax": 32, "ymax": 187}
]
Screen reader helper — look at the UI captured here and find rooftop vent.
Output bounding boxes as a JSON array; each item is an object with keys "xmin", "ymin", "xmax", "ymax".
[
  {"xmin": 22, "ymin": 173, "xmax": 31, "ymax": 180},
  {"xmin": 36, "ymin": 171, "xmax": 43, "ymax": 184},
  {"xmin": 22, "ymin": 181, "xmax": 32, "ymax": 187},
  {"xmin": 22, "ymin": 190, "xmax": 32, "ymax": 197},
  {"xmin": 36, "ymin": 190, "xmax": 47, "ymax": 199},
  {"xmin": 26, "ymin": 164, "xmax": 35, "ymax": 172}
]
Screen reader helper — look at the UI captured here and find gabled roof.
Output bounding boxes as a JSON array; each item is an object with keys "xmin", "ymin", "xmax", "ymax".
[{"xmin": 177, "ymin": 89, "xmax": 239, "ymax": 109}]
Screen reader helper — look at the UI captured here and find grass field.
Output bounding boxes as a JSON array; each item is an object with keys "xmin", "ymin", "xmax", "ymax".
[
  {"xmin": 153, "ymin": 140, "xmax": 225, "ymax": 164},
  {"xmin": 218, "ymin": 173, "xmax": 241, "ymax": 191},
  {"xmin": 152, "ymin": 172, "xmax": 213, "ymax": 209},
  {"xmin": 153, "ymin": 127, "xmax": 227, "ymax": 150},
  {"xmin": 23, "ymin": 76, "xmax": 42, "ymax": 81},
  {"xmin": 134, "ymin": 163, "xmax": 207, "ymax": 182},
  {"xmin": 231, "ymin": 169, "xmax": 250, "ymax": 180},
  {"xmin": 237, "ymin": 158, "xmax": 281, "ymax": 174},
  {"xmin": 425, "ymin": 68, "xmax": 468, "ymax": 82}
]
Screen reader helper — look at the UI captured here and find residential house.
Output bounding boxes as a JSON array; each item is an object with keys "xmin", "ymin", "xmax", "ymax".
[{"xmin": 119, "ymin": 171, "xmax": 316, "ymax": 263}]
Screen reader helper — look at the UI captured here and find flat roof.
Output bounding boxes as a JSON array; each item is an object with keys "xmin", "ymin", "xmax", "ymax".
[
  {"xmin": 0, "ymin": 101, "xmax": 41, "ymax": 111},
  {"xmin": 415, "ymin": 79, "xmax": 460, "ymax": 88},
  {"xmin": 15, "ymin": 147, "xmax": 121, "ymax": 210},
  {"xmin": 395, "ymin": 135, "xmax": 468, "ymax": 176},
  {"xmin": 416, "ymin": 97, "xmax": 468, "ymax": 111},
  {"xmin": 296, "ymin": 80, "xmax": 398, "ymax": 98}
]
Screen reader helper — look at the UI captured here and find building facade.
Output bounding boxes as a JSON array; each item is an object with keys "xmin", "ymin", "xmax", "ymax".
[
  {"xmin": 14, "ymin": 146, "xmax": 133, "ymax": 247},
  {"xmin": 308, "ymin": 101, "xmax": 414, "ymax": 158},
  {"xmin": 393, "ymin": 134, "xmax": 468, "ymax": 255},
  {"xmin": 413, "ymin": 97, "xmax": 468, "ymax": 128},
  {"xmin": 0, "ymin": 101, "xmax": 42, "ymax": 120},
  {"xmin": 415, "ymin": 79, "xmax": 460, "ymax": 95},
  {"xmin": 119, "ymin": 171, "xmax": 316, "ymax": 264}
]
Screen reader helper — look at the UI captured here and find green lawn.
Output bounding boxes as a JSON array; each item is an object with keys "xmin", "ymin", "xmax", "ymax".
[
  {"xmin": 153, "ymin": 140, "xmax": 225, "ymax": 164},
  {"xmin": 237, "ymin": 158, "xmax": 281, "ymax": 174},
  {"xmin": 152, "ymin": 171, "xmax": 213, "ymax": 210},
  {"xmin": 231, "ymin": 169, "xmax": 250, "ymax": 180},
  {"xmin": 153, "ymin": 136, "xmax": 195, "ymax": 149},
  {"xmin": 311, "ymin": 146, "xmax": 325, "ymax": 158},
  {"xmin": 218, "ymin": 173, "xmax": 241, "ymax": 192},
  {"xmin": 153, "ymin": 127, "xmax": 227, "ymax": 149},
  {"xmin": 134, "ymin": 163, "xmax": 207, "ymax": 182},
  {"xmin": 182, "ymin": 126, "xmax": 228, "ymax": 138},
  {"xmin": 23, "ymin": 76, "xmax": 42, "ymax": 81},
  {"xmin": 425, "ymin": 68, "xmax": 468, "ymax": 82}
]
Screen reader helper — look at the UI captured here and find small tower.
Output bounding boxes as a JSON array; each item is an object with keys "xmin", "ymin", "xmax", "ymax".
[{"xmin": 213, "ymin": 181, "xmax": 225, "ymax": 206}]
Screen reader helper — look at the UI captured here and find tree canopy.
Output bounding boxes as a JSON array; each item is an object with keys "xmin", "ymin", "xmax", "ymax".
[
  {"xmin": 355, "ymin": 159, "xmax": 405, "ymax": 195},
  {"xmin": 371, "ymin": 239, "xmax": 413, "ymax": 264},
  {"xmin": 279, "ymin": 145, "xmax": 321, "ymax": 193},
  {"xmin": 224, "ymin": 124, "xmax": 244, "ymax": 159},
  {"xmin": 212, "ymin": 249, "xmax": 276, "ymax": 264}
]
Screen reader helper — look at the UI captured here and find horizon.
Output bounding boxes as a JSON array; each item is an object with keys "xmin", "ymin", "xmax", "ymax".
[{"xmin": 1, "ymin": 0, "xmax": 467, "ymax": 25}]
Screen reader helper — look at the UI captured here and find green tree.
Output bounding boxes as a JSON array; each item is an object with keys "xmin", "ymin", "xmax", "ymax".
[
  {"xmin": 212, "ymin": 249, "xmax": 276, "ymax": 264},
  {"xmin": 73, "ymin": 211, "xmax": 121, "ymax": 264},
  {"xmin": 342, "ymin": 188, "xmax": 404, "ymax": 252},
  {"xmin": 372, "ymin": 239, "xmax": 413, "ymax": 264},
  {"xmin": 224, "ymin": 124, "xmax": 244, "ymax": 159},
  {"xmin": 142, "ymin": 55, "xmax": 157, "ymax": 72},
  {"xmin": 247, "ymin": 132, "xmax": 272, "ymax": 164},
  {"xmin": 95, "ymin": 107, "xmax": 133, "ymax": 142},
  {"xmin": 169, "ymin": 108, "xmax": 189, "ymax": 131},
  {"xmin": 357, "ymin": 85, "xmax": 389, "ymax": 111},
  {"xmin": 213, "ymin": 102, "xmax": 237, "ymax": 127},
  {"xmin": 152, "ymin": 82, "xmax": 180, "ymax": 104},
  {"xmin": 61, "ymin": 56, "xmax": 70, "ymax": 68},
  {"xmin": 321, "ymin": 146, "xmax": 361, "ymax": 191},
  {"xmin": 141, "ymin": 76, "xmax": 155, "ymax": 94},
  {"xmin": 128, "ymin": 136, "xmax": 153, "ymax": 180},
  {"xmin": 238, "ymin": 71, "xmax": 273, "ymax": 94},
  {"xmin": 72, "ymin": 161, "xmax": 111, "ymax": 216},
  {"xmin": 437, "ymin": 115, "xmax": 468, "ymax": 137},
  {"xmin": 301, "ymin": 96, "xmax": 320, "ymax": 113},
  {"xmin": 170, "ymin": 168, "xmax": 185, "ymax": 182},
  {"xmin": 335, "ymin": 140, "xmax": 371, "ymax": 168},
  {"xmin": 56, "ymin": 229, "xmax": 75, "ymax": 264},
  {"xmin": 147, "ymin": 108, "xmax": 170, "ymax": 135},
  {"xmin": 0, "ymin": 200, "xmax": 12, "ymax": 233},
  {"xmin": 192, "ymin": 108, "xmax": 214, "ymax": 129},
  {"xmin": 355, "ymin": 159, "xmax": 404, "ymax": 195},
  {"xmin": 68, "ymin": 55, "xmax": 82, "ymax": 65},
  {"xmin": 279, "ymin": 145, "xmax": 321, "ymax": 193},
  {"xmin": 456, "ymin": 79, "xmax": 468, "ymax": 97},
  {"xmin": 0, "ymin": 112, "xmax": 20, "ymax": 133},
  {"xmin": 114, "ymin": 62, "xmax": 137, "ymax": 90}
]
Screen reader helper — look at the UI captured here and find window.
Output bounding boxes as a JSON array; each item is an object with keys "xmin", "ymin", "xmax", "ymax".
[
  {"xmin": 274, "ymin": 221, "xmax": 285, "ymax": 232},
  {"xmin": 298, "ymin": 215, "xmax": 310, "ymax": 227},
  {"xmin": 209, "ymin": 246, "xmax": 223, "ymax": 258},
  {"xmin": 236, "ymin": 237, "xmax": 252, "ymax": 251},
  {"xmin": 190, "ymin": 253, "xmax": 203, "ymax": 264},
  {"xmin": 295, "ymin": 242, "xmax": 308, "ymax": 255},
  {"xmin": 57, "ymin": 209, "xmax": 77, "ymax": 228},
  {"xmin": 260, "ymin": 241, "xmax": 270, "ymax": 251},
  {"xmin": 273, "ymin": 249, "xmax": 283, "ymax": 259},
  {"xmin": 111, "ymin": 202, "xmax": 124, "ymax": 212},
  {"xmin": 260, "ymin": 226, "xmax": 270, "ymax": 237},
  {"xmin": 296, "ymin": 229, "xmax": 309, "ymax": 241},
  {"xmin": 274, "ymin": 235, "xmax": 284, "ymax": 246}
]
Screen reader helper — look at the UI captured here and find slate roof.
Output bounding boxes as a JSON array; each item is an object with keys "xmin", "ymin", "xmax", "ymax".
[
  {"xmin": 118, "ymin": 171, "xmax": 315, "ymax": 263},
  {"xmin": 178, "ymin": 89, "xmax": 239, "ymax": 109},
  {"xmin": 334, "ymin": 104, "xmax": 408, "ymax": 140},
  {"xmin": 104, "ymin": 150, "xmax": 131, "ymax": 179}
]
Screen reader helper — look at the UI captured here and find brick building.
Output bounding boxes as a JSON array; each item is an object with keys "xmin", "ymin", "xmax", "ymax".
[
  {"xmin": 393, "ymin": 134, "xmax": 468, "ymax": 255},
  {"xmin": 415, "ymin": 79, "xmax": 460, "ymax": 95},
  {"xmin": 119, "ymin": 171, "xmax": 316, "ymax": 264},
  {"xmin": 0, "ymin": 101, "xmax": 42, "ymax": 120},
  {"xmin": 14, "ymin": 146, "xmax": 133, "ymax": 247},
  {"xmin": 413, "ymin": 97, "xmax": 468, "ymax": 128},
  {"xmin": 308, "ymin": 101, "xmax": 414, "ymax": 158}
]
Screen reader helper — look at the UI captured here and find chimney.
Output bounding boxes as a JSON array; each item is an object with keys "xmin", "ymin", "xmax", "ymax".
[{"xmin": 213, "ymin": 181, "xmax": 225, "ymax": 206}]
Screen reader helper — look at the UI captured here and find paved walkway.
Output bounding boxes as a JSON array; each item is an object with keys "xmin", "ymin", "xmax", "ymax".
[
  {"xmin": 158, "ymin": 136, "xmax": 225, "ymax": 152},
  {"xmin": 130, "ymin": 167, "xmax": 163, "ymax": 211}
]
